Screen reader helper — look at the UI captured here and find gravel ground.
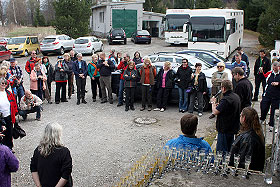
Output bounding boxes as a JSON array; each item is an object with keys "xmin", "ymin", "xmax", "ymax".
[{"xmin": 8, "ymin": 32, "xmax": 274, "ymax": 186}]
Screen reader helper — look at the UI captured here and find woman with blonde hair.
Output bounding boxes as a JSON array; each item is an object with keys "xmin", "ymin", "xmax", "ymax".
[
  {"xmin": 30, "ymin": 123, "xmax": 73, "ymax": 187},
  {"xmin": 139, "ymin": 58, "xmax": 156, "ymax": 111},
  {"xmin": 154, "ymin": 61, "xmax": 174, "ymax": 112},
  {"xmin": 229, "ymin": 107, "xmax": 265, "ymax": 171}
]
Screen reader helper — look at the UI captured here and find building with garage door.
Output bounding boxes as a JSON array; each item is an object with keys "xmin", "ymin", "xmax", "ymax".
[{"xmin": 90, "ymin": 0, "xmax": 164, "ymax": 38}]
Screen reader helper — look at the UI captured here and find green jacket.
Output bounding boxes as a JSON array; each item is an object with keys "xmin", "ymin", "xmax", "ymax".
[{"xmin": 88, "ymin": 62, "xmax": 100, "ymax": 78}]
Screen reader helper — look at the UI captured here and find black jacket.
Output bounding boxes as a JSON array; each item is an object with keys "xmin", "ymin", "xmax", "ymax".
[
  {"xmin": 263, "ymin": 71, "xmax": 280, "ymax": 99},
  {"xmin": 64, "ymin": 59, "xmax": 74, "ymax": 74},
  {"xmin": 254, "ymin": 56, "xmax": 271, "ymax": 78},
  {"xmin": 123, "ymin": 69, "xmax": 137, "ymax": 88},
  {"xmin": 156, "ymin": 68, "xmax": 175, "ymax": 89},
  {"xmin": 45, "ymin": 63, "xmax": 54, "ymax": 84},
  {"xmin": 175, "ymin": 65, "xmax": 193, "ymax": 89},
  {"xmin": 229, "ymin": 129, "xmax": 265, "ymax": 171},
  {"xmin": 191, "ymin": 72, "xmax": 207, "ymax": 92},
  {"xmin": 216, "ymin": 90, "xmax": 241, "ymax": 134},
  {"xmin": 54, "ymin": 62, "xmax": 69, "ymax": 82},
  {"xmin": 96, "ymin": 59, "xmax": 115, "ymax": 76},
  {"xmin": 73, "ymin": 60, "xmax": 87, "ymax": 79},
  {"xmin": 234, "ymin": 77, "xmax": 253, "ymax": 110}
]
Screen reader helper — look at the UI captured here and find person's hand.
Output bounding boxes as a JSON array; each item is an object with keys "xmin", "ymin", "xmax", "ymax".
[
  {"xmin": 191, "ymin": 74, "xmax": 194, "ymax": 79},
  {"xmin": 132, "ymin": 75, "xmax": 135, "ymax": 78},
  {"xmin": 203, "ymin": 92, "xmax": 206, "ymax": 95},
  {"xmin": 271, "ymin": 82, "xmax": 279, "ymax": 86},
  {"xmin": 91, "ymin": 77, "xmax": 95, "ymax": 80},
  {"xmin": 79, "ymin": 74, "xmax": 83, "ymax": 77},
  {"xmin": 210, "ymin": 96, "xmax": 216, "ymax": 104},
  {"xmin": 124, "ymin": 74, "xmax": 128, "ymax": 77},
  {"xmin": 60, "ymin": 69, "xmax": 64, "ymax": 72},
  {"xmin": 1, "ymin": 126, "xmax": 6, "ymax": 132},
  {"xmin": 259, "ymin": 67, "xmax": 263, "ymax": 73}
]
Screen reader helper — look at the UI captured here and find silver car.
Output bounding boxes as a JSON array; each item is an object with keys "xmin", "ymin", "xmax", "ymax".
[
  {"xmin": 40, "ymin": 35, "xmax": 75, "ymax": 55},
  {"xmin": 73, "ymin": 36, "xmax": 103, "ymax": 55}
]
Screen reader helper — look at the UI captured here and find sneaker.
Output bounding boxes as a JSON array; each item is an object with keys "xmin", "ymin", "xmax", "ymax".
[
  {"xmin": 182, "ymin": 110, "xmax": 185, "ymax": 113},
  {"xmin": 209, "ymin": 114, "xmax": 215, "ymax": 119},
  {"xmin": 117, "ymin": 103, "xmax": 123, "ymax": 107},
  {"xmin": 35, "ymin": 118, "xmax": 41, "ymax": 121},
  {"xmin": 68, "ymin": 96, "xmax": 71, "ymax": 99},
  {"xmin": 92, "ymin": 98, "xmax": 96, "ymax": 102},
  {"xmin": 55, "ymin": 101, "xmax": 60, "ymax": 104},
  {"xmin": 153, "ymin": 108, "xmax": 161, "ymax": 111},
  {"xmin": 77, "ymin": 100, "xmax": 80, "ymax": 105},
  {"xmin": 160, "ymin": 108, "xmax": 165, "ymax": 112},
  {"xmin": 198, "ymin": 113, "xmax": 203, "ymax": 117},
  {"xmin": 82, "ymin": 99, "xmax": 87, "ymax": 104},
  {"xmin": 179, "ymin": 109, "xmax": 182, "ymax": 113},
  {"xmin": 130, "ymin": 106, "xmax": 135, "ymax": 111},
  {"xmin": 140, "ymin": 107, "xmax": 145, "ymax": 111},
  {"xmin": 125, "ymin": 107, "xmax": 129, "ymax": 111},
  {"xmin": 48, "ymin": 101, "xmax": 52, "ymax": 104},
  {"xmin": 101, "ymin": 100, "xmax": 107, "ymax": 104},
  {"xmin": 61, "ymin": 100, "xmax": 68, "ymax": 102},
  {"xmin": 109, "ymin": 101, "xmax": 113, "ymax": 104},
  {"xmin": 148, "ymin": 107, "xmax": 152, "ymax": 111}
]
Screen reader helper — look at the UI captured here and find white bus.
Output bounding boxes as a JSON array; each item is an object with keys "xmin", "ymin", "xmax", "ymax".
[
  {"xmin": 187, "ymin": 9, "xmax": 244, "ymax": 58},
  {"xmin": 164, "ymin": 9, "xmax": 190, "ymax": 45}
]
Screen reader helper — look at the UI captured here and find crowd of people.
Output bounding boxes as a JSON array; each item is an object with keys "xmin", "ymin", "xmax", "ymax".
[{"xmin": 0, "ymin": 46, "xmax": 279, "ymax": 186}]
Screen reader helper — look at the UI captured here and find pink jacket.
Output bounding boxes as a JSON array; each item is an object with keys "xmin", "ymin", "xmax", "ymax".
[{"xmin": 30, "ymin": 70, "xmax": 47, "ymax": 91}]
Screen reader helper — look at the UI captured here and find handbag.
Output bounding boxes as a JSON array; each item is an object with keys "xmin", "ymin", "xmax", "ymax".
[{"xmin": 12, "ymin": 122, "xmax": 26, "ymax": 139}]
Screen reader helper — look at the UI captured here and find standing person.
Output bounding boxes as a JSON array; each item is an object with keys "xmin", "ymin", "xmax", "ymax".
[
  {"xmin": 132, "ymin": 51, "xmax": 143, "ymax": 65},
  {"xmin": 37, "ymin": 58, "xmax": 52, "ymax": 104},
  {"xmin": 63, "ymin": 53, "xmax": 74, "ymax": 99},
  {"xmin": 139, "ymin": 58, "xmax": 156, "ymax": 111},
  {"xmin": 69, "ymin": 50, "xmax": 77, "ymax": 62},
  {"xmin": 25, "ymin": 50, "xmax": 37, "ymax": 75},
  {"xmin": 232, "ymin": 67, "xmax": 253, "ymax": 110},
  {"xmin": 123, "ymin": 61, "xmax": 137, "ymax": 111},
  {"xmin": 73, "ymin": 53, "xmax": 88, "ymax": 105},
  {"xmin": 232, "ymin": 53, "xmax": 247, "ymax": 76},
  {"xmin": 88, "ymin": 54, "xmax": 102, "ymax": 102},
  {"xmin": 166, "ymin": 114, "xmax": 212, "ymax": 152},
  {"xmin": 232, "ymin": 47, "xmax": 250, "ymax": 75},
  {"xmin": 210, "ymin": 80, "xmax": 241, "ymax": 153},
  {"xmin": 176, "ymin": 58, "xmax": 193, "ymax": 113},
  {"xmin": 229, "ymin": 107, "xmax": 265, "ymax": 172},
  {"xmin": 188, "ymin": 63, "xmax": 207, "ymax": 117},
  {"xmin": 30, "ymin": 63, "xmax": 47, "ymax": 100},
  {"xmin": 19, "ymin": 90, "xmax": 42, "ymax": 121},
  {"xmin": 0, "ymin": 77, "xmax": 18, "ymax": 150},
  {"xmin": 54, "ymin": 57, "xmax": 69, "ymax": 104},
  {"xmin": 108, "ymin": 49, "xmax": 117, "ymax": 65},
  {"xmin": 116, "ymin": 52, "xmax": 122, "ymax": 65},
  {"xmin": 30, "ymin": 123, "xmax": 73, "ymax": 187},
  {"xmin": 0, "ymin": 130, "xmax": 19, "ymax": 187},
  {"xmin": 117, "ymin": 53, "xmax": 130, "ymax": 106},
  {"xmin": 154, "ymin": 61, "xmax": 174, "ymax": 112},
  {"xmin": 9, "ymin": 58, "xmax": 24, "ymax": 102},
  {"xmin": 42, "ymin": 56, "xmax": 54, "ymax": 96},
  {"xmin": 260, "ymin": 61, "xmax": 280, "ymax": 131},
  {"xmin": 97, "ymin": 52, "xmax": 115, "ymax": 104},
  {"xmin": 253, "ymin": 49, "xmax": 271, "ymax": 101}
]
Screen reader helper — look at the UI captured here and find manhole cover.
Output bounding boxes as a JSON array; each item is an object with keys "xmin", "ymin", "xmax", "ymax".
[{"xmin": 134, "ymin": 117, "xmax": 157, "ymax": 125}]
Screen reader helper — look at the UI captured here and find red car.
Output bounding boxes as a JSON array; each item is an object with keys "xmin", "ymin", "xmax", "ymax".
[
  {"xmin": 0, "ymin": 45, "xmax": 12, "ymax": 62},
  {"xmin": 0, "ymin": 38, "xmax": 9, "ymax": 47}
]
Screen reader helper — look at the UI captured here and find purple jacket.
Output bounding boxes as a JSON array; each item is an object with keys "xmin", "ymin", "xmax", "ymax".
[{"xmin": 0, "ymin": 144, "xmax": 19, "ymax": 187}]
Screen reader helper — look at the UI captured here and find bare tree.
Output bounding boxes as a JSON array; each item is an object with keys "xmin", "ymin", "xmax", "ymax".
[
  {"xmin": 6, "ymin": 0, "xmax": 28, "ymax": 25},
  {"xmin": 41, "ymin": 0, "xmax": 55, "ymax": 23},
  {"xmin": 27, "ymin": 0, "xmax": 40, "ymax": 25}
]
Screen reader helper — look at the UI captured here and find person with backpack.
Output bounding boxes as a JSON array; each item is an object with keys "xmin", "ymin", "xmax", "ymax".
[{"xmin": 88, "ymin": 54, "xmax": 102, "ymax": 102}]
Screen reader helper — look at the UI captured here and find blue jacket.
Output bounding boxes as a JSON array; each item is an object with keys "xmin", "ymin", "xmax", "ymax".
[
  {"xmin": 73, "ymin": 60, "xmax": 87, "ymax": 79},
  {"xmin": 166, "ymin": 135, "xmax": 212, "ymax": 153}
]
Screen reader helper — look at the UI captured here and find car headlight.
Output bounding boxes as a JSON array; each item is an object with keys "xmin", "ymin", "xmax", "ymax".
[{"xmin": 18, "ymin": 44, "xmax": 23, "ymax": 49}]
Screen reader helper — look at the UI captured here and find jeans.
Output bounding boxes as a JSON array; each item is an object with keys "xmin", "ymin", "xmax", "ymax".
[
  {"xmin": 125, "ymin": 87, "xmax": 135, "ymax": 108},
  {"xmin": 141, "ymin": 85, "xmax": 153, "ymax": 108},
  {"xmin": 216, "ymin": 132, "xmax": 234, "ymax": 154},
  {"xmin": 76, "ymin": 78, "xmax": 86, "ymax": 100},
  {"xmin": 118, "ymin": 79, "xmax": 125, "ymax": 104},
  {"xmin": 260, "ymin": 96, "xmax": 279, "ymax": 127},
  {"xmin": 91, "ymin": 76, "xmax": 102, "ymax": 99},
  {"xmin": 156, "ymin": 87, "xmax": 170, "ymax": 109},
  {"xmin": 188, "ymin": 91, "xmax": 203, "ymax": 113},
  {"xmin": 19, "ymin": 106, "xmax": 41, "ymax": 119},
  {"xmin": 55, "ymin": 82, "xmax": 67, "ymax": 102},
  {"xmin": 178, "ymin": 88, "xmax": 188, "ymax": 111},
  {"xmin": 17, "ymin": 84, "xmax": 25, "ymax": 102},
  {"xmin": 100, "ymin": 76, "xmax": 113, "ymax": 102}
]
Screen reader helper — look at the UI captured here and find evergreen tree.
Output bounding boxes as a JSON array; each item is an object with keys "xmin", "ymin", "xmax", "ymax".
[
  {"xmin": 53, "ymin": 0, "xmax": 91, "ymax": 38},
  {"xmin": 34, "ymin": 7, "xmax": 46, "ymax": 27},
  {"xmin": 258, "ymin": 0, "xmax": 280, "ymax": 47}
]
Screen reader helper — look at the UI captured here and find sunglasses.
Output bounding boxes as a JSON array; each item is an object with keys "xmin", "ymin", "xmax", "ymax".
[
  {"xmin": 0, "ymin": 82, "xmax": 7, "ymax": 85},
  {"xmin": 217, "ymin": 66, "xmax": 224, "ymax": 68},
  {"xmin": 182, "ymin": 61, "xmax": 187, "ymax": 63}
]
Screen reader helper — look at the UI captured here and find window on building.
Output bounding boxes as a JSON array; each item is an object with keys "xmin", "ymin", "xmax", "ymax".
[{"xmin": 99, "ymin": 12, "xmax": 104, "ymax": 23}]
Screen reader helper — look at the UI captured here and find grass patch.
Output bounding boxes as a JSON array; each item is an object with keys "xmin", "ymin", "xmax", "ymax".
[
  {"xmin": 204, "ymin": 131, "xmax": 218, "ymax": 146},
  {"xmin": 244, "ymin": 29, "xmax": 260, "ymax": 37}
]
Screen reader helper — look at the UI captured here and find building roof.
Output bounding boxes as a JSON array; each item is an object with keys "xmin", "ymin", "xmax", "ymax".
[{"xmin": 92, "ymin": 1, "xmax": 144, "ymax": 9}]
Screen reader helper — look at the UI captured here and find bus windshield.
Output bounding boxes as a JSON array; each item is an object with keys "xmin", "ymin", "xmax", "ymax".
[
  {"xmin": 165, "ymin": 14, "xmax": 190, "ymax": 32},
  {"xmin": 190, "ymin": 17, "xmax": 225, "ymax": 43}
]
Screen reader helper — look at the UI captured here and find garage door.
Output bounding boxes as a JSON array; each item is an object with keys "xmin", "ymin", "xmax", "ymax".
[{"xmin": 112, "ymin": 9, "xmax": 137, "ymax": 37}]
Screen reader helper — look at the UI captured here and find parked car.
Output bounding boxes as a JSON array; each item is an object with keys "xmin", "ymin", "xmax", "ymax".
[
  {"xmin": 0, "ymin": 38, "xmax": 9, "ymax": 47},
  {"xmin": 111, "ymin": 60, "xmax": 232, "ymax": 111},
  {"xmin": 73, "ymin": 36, "xmax": 103, "ymax": 55},
  {"xmin": 40, "ymin": 35, "xmax": 74, "ymax": 55},
  {"xmin": 107, "ymin": 28, "xmax": 127, "ymax": 45},
  {"xmin": 7, "ymin": 36, "xmax": 40, "ymax": 56},
  {"xmin": 0, "ymin": 45, "xmax": 12, "ymax": 62},
  {"xmin": 131, "ymin": 30, "xmax": 151, "ymax": 44}
]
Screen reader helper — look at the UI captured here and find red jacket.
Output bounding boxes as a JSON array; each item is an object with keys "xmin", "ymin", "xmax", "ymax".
[
  {"xmin": 117, "ymin": 60, "xmax": 128, "ymax": 80},
  {"xmin": 25, "ymin": 57, "xmax": 36, "ymax": 74},
  {"xmin": 6, "ymin": 90, "xmax": 18, "ymax": 124}
]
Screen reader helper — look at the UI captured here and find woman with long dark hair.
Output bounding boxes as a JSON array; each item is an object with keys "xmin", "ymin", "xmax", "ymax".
[
  {"xmin": 229, "ymin": 107, "xmax": 265, "ymax": 171},
  {"xmin": 30, "ymin": 123, "xmax": 73, "ymax": 187}
]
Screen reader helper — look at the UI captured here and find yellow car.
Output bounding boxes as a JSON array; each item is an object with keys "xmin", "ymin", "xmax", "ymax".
[{"xmin": 7, "ymin": 36, "xmax": 40, "ymax": 56}]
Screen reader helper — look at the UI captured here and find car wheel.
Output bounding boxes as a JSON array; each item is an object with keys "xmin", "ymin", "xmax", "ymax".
[
  {"xmin": 148, "ymin": 40, "xmax": 151, "ymax": 44},
  {"xmin": 124, "ymin": 39, "xmax": 127, "ymax": 45},
  {"xmin": 100, "ymin": 45, "xmax": 104, "ymax": 52},
  {"xmin": 59, "ymin": 47, "xmax": 64, "ymax": 55},
  {"xmin": 42, "ymin": 52, "xmax": 48, "ymax": 56},
  {"xmin": 36, "ymin": 48, "xmax": 40, "ymax": 55},
  {"xmin": 194, "ymin": 94, "xmax": 210, "ymax": 112},
  {"xmin": 24, "ymin": 50, "xmax": 29, "ymax": 57}
]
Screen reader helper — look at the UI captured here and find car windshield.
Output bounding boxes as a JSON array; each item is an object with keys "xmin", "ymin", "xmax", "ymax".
[
  {"xmin": 137, "ymin": 30, "xmax": 149, "ymax": 35},
  {"xmin": 190, "ymin": 17, "xmax": 225, "ymax": 43},
  {"xmin": 112, "ymin": 30, "xmax": 123, "ymax": 35},
  {"xmin": 75, "ymin": 39, "xmax": 89, "ymax": 44},
  {"xmin": 165, "ymin": 14, "xmax": 190, "ymax": 32},
  {"xmin": 8, "ymin": 37, "xmax": 26, "ymax": 44},
  {"xmin": 158, "ymin": 57, "xmax": 174, "ymax": 62},
  {"xmin": 42, "ymin": 38, "xmax": 56, "ymax": 43},
  {"xmin": 191, "ymin": 57, "xmax": 214, "ymax": 69}
]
